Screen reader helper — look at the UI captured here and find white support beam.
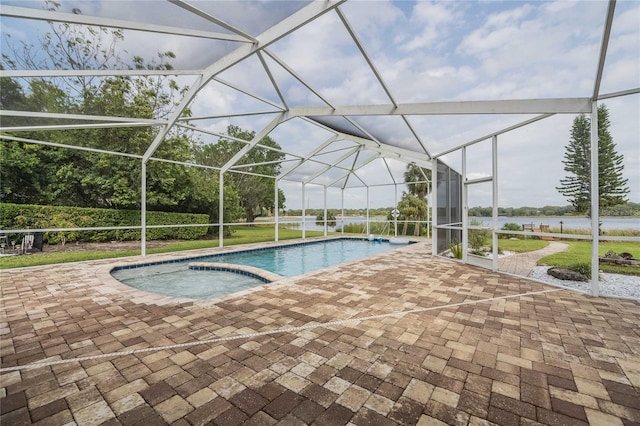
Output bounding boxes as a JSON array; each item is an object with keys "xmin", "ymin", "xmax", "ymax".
[
  {"xmin": 230, "ymin": 158, "xmax": 297, "ymax": 170},
  {"xmin": 344, "ymin": 116, "xmax": 382, "ymax": 147},
  {"xmin": 492, "ymin": 135, "xmax": 499, "ymax": 271},
  {"xmin": 278, "ymin": 135, "xmax": 338, "ymax": 179},
  {"xmin": 141, "ymin": 161, "xmax": 147, "ymax": 256},
  {"xmin": 328, "ymin": 152, "xmax": 379, "ymax": 188},
  {"xmin": 462, "ymin": 147, "xmax": 468, "ymax": 262},
  {"xmin": 302, "ymin": 183, "xmax": 306, "ymax": 239},
  {"xmin": 434, "ymin": 114, "xmax": 555, "ymax": 158},
  {"xmin": 323, "ymin": 186, "xmax": 328, "ymax": 237},
  {"xmin": 394, "ymin": 183, "xmax": 398, "ymax": 238},
  {"xmin": 0, "ymin": 5, "xmax": 250, "ymax": 42},
  {"xmin": 432, "ymin": 158, "xmax": 438, "ymax": 255},
  {"xmin": 168, "ymin": 0, "xmax": 257, "ymax": 42},
  {"xmin": 593, "ymin": 0, "xmax": 616, "ymax": 100},
  {"xmin": 349, "ymin": 156, "xmax": 378, "ymax": 188},
  {"xmin": 263, "ymin": 49, "xmax": 335, "ymax": 107},
  {"xmin": 219, "ymin": 171, "xmax": 225, "ymax": 248},
  {"xmin": 289, "ymin": 98, "xmax": 592, "ymax": 117},
  {"xmin": 303, "ymin": 146, "xmax": 361, "ymax": 184},
  {"xmin": 0, "ymin": 109, "xmax": 164, "ymax": 124},
  {"xmin": 220, "ymin": 112, "xmax": 287, "ymax": 173},
  {"xmin": 0, "ymin": 134, "xmax": 142, "ymax": 159},
  {"xmin": 301, "ymin": 117, "xmax": 432, "ymax": 168},
  {"xmin": 142, "ymin": 0, "xmax": 345, "ymax": 162},
  {"xmin": 1, "ymin": 69, "xmax": 202, "ymax": 78},
  {"xmin": 341, "ymin": 150, "xmax": 360, "ymax": 189},
  {"xmin": 597, "ymin": 87, "xmax": 640, "ymax": 100},
  {"xmin": 257, "ymin": 52, "xmax": 288, "ymax": 109},
  {"xmin": 175, "ymin": 122, "xmax": 300, "ymax": 161},
  {"xmin": 341, "ymin": 189, "xmax": 345, "ymax": 236},
  {"xmin": 426, "ymin": 179, "xmax": 431, "ymax": 239},
  {"xmin": 366, "ymin": 187, "xmax": 370, "ymax": 235},
  {"xmin": 325, "ymin": 170, "xmax": 350, "ymax": 189},
  {"xmin": 1, "ymin": 122, "xmax": 158, "ymax": 132},
  {"xmin": 275, "ymin": 180, "xmax": 279, "ymax": 242},
  {"xmin": 382, "ymin": 158, "xmax": 397, "ymax": 186},
  {"xmin": 590, "ymin": 101, "xmax": 600, "ymax": 297},
  {"xmin": 401, "ymin": 115, "xmax": 431, "ymax": 158},
  {"xmin": 177, "ymin": 110, "xmax": 282, "ymax": 121},
  {"xmin": 213, "ymin": 77, "xmax": 287, "ymax": 111},
  {"xmin": 335, "ymin": 7, "xmax": 397, "ymax": 106}
]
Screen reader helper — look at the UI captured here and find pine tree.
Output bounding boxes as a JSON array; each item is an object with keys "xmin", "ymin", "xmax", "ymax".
[
  {"xmin": 557, "ymin": 104, "xmax": 629, "ymax": 216},
  {"xmin": 597, "ymin": 106, "xmax": 630, "ymax": 211}
]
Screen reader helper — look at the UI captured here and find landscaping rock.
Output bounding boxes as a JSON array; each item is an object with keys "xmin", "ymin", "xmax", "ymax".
[
  {"xmin": 599, "ymin": 251, "xmax": 639, "ymax": 266},
  {"xmin": 547, "ymin": 267, "xmax": 589, "ymax": 282}
]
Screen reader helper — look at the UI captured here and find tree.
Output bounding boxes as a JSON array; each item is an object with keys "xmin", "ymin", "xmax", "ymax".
[
  {"xmin": 180, "ymin": 167, "xmax": 243, "ymax": 236},
  {"xmin": 1, "ymin": 3, "xmax": 195, "ymax": 211},
  {"xmin": 557, "ymin": 104, "xmax": 629, "ymax": 216},
  {"xmin": 0, "ymin": 65, "xmax": 28, "ymax": 113},
  {"xmin": 193, "ymin": 125, "xmax": 285, "ymax": 223},
  {"xmin": 404, "ymin": 162, "xmax": 432, "ymax": 199},
  {"xmin": 397, "ymin": 192, "xmax": 427, "ymax": 236},
  {"xmin": 403, "ymin": 162, "xmax": 432, "ymax": 235}
]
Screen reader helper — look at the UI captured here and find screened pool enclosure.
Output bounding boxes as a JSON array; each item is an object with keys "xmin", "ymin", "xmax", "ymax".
[{"xmin": 1, "ymin": 0, "xmax": 638, "ymax": 296}]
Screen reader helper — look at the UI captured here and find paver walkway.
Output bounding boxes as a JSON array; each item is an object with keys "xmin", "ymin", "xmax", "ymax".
[
  {"xmin": 1, "ymin": 239, "xmax": 639, "ymax": 425},
  {"xmin": 498, "ymin": 241, "xmax": 569, "ymax": 277}
]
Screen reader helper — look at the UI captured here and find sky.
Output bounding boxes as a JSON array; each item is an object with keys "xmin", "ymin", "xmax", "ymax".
[{"xmin": 2, "ymin": 0, "xmax": 639, "ymax": 211}]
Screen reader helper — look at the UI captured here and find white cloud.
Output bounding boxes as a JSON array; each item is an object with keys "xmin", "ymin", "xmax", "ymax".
[{"xmin": 401, "ymin": 1, "xmax": 459, "ymax": 51}]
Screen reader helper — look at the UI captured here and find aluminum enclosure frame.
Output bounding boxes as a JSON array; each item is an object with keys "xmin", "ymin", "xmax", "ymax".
[{"xmin": 1, "ymin": 0, "xmax": 639, "ymax": 297}]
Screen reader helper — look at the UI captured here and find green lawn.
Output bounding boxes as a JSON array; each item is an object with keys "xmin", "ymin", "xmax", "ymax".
[
  {"xmin": 499, "ymin": 238, "xmax": 640, "ymax": 275},
  {"xmin": 539, "ymin": 241, "xmax": 640, "ymax": 275},
  {"xmin": 4, "ymin": 230, "xmax": 638, "ymax": 277},
  {"xmin": 497, "ymin": 239, "xmax": 548, "ymax": 253},
  {"xmin": 0, "ymin": 226, "xmax": 326, "ymax": 269}
]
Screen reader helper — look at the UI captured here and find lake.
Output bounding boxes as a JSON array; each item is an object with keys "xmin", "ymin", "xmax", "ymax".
[
  {"xmin": 276, "ymin": 215, "xmax": 639, "ymax": 232},
  {"xmin": 468, "ymin": 216, "xmax": 639, "ymax": 231}
]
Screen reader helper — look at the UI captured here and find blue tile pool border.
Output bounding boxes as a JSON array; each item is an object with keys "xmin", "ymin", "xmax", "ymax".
[
  {"xmin": 110, "ymin": 237, "xmax": 398, "ymax": 273},
  {"xmin": 187, "ymin": 264, "xmax": 271, "ymax": 283}
]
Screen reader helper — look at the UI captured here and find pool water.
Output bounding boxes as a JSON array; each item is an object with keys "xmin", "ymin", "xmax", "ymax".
[
  {"xmin": 113, "ymin": 266, "xmax": 266, "ymax": 299},
  {"xmin": 112, "ymin": 238, "xmax": 403, "ymax": 299},
  {"xmin": 206, "ymin": 238, "xmax": 396, "ymax": 277}
]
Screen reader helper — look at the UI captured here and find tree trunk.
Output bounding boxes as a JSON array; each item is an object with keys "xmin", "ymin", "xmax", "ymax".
[{"xmin": 246, "ymin": 208, "xmax": 256, "ymax": 225}]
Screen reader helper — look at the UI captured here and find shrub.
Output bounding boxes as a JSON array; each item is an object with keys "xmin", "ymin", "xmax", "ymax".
[
  {"xmin": 500, "ymin": 222, "xmax": 521, "ymax": 239},
  {"xmin": 468, "ymin": 219, "xmax": 489, "ymax": 251},
  {"xmin": 0, "ymin": 203, "xmax": 209, "ymax": 244},
  {"xmin": 449, "ymin": 242, "xmax": 463, "ymax": 259},
  {"xmin": 315, "ymin": 211, "xmax": 336, "ymax": 226},
  {"xmin": 339, "ymin": 221, "xmax": 387, "ymax": 234},
  {"xmin": 568, "ymin": 262, "xmax": 592, "ymax": 279}
]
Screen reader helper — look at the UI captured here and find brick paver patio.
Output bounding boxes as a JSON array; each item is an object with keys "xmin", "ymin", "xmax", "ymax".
[
  {"xmin": 498, "ymin": 241, "xmax": 569, "ymax": 277},
  {"xmin": 2, "ymin": 239, "xmax": 639, "ymax": 425}
]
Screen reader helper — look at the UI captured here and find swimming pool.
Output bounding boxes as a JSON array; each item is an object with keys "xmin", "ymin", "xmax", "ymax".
[{"xmin": 111, "ymin": 238, "xmax": 407, "ymax": 299}]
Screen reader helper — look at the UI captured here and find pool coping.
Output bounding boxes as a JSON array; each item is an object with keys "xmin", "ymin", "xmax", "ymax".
[
  {"xmin": 187, "ymin": 262, "xmax": 283, "ymax": 283},
  {"xmin": 95, "ymin": 236, "xmax": 420, "ymax": 306},
  {"xmin": 108, "ymin": 236, "xmax": 391, "ymax": 273}
]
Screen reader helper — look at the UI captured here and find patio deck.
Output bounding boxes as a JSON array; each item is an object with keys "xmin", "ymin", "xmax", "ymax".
[{"xmin": 1, "ymin": 241, "xmax": 639, "ymax": 425}]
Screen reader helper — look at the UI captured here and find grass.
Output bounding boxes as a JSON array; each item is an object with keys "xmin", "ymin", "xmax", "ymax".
[
  {"xmin": 0, "ymin": 226, "xmax": 326, "ymax": 269},
  {"xmin": 539, "ymin": 241, "xmax": 640, "ymax": 275},
  {"xmin": 3, "ymin": 227, "xmax": 638, "ymax": 277},
  {"xmin": 499, "ymin": 238, "xmax": 640, "ymax": 275},
  {"xmin": 497, "ymin": 239, "xmax": 548, "ymax": 253},
  {"xmin": 546, "ymin": 226, "xmax": 640, "ymax": 237}
]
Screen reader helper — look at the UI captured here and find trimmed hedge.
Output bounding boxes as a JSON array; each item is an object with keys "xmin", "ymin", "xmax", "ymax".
[{"xmin": 0, "ymin": 203, "xmax": 209, "ymax": 244}]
